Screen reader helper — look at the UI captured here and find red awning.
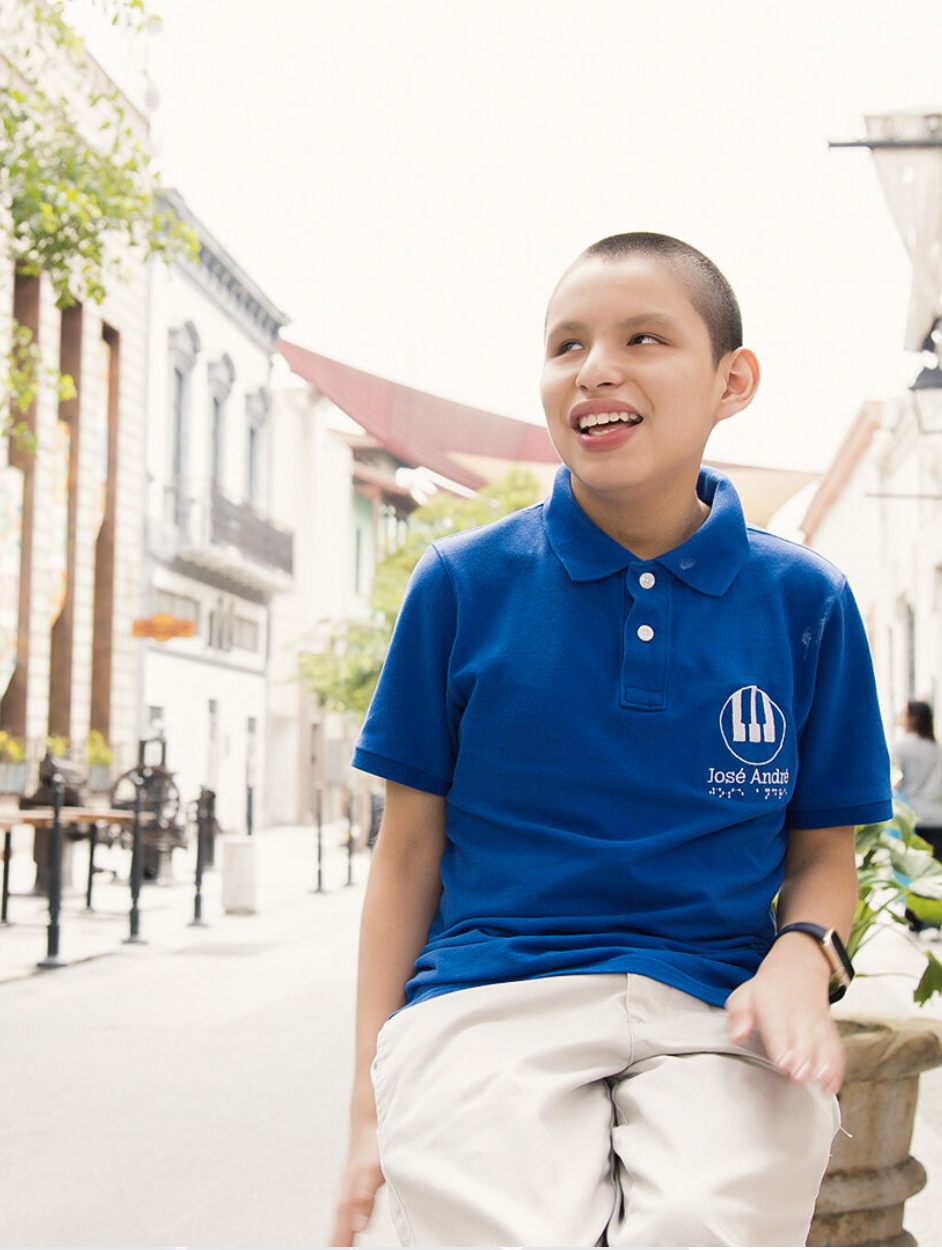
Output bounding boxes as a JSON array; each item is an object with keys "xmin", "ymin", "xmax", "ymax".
[{"xmin": 278, "ymin": 340, "xmax": 558, "ymax": 492}]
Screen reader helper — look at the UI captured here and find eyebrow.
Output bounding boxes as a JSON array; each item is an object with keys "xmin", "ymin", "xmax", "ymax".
[{"xmin": 546, "ymin": 311, "xmax": 682, "ymax": 339}]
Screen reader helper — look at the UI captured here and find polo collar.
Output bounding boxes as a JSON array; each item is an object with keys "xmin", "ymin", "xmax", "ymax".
[{"xmin": 543, "ymin": 464, "xmax": 750, "ymax": 596}]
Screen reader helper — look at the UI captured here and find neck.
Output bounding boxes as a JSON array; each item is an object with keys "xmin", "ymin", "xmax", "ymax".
[{"xmin": 571, "ymin": 475, "xmax": 709, "ymax": 560}]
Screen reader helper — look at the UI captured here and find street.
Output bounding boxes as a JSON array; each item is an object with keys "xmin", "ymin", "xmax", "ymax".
[
  {"xmin": 0, "ymin": 827, "xmax": 398, "ymax": 1248},
  {"xmin": 1, "ymin": 826, "xmax": 942, "ymax": 1248}
]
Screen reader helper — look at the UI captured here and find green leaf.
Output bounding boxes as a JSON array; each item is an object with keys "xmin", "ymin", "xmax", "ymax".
[
  {"xmin": 906, "ymin": 893, "xmax": 942, "ymax": 925},
  {"xmin": 0, "ymin": 0, "xmax": 189, "ymax": 307},
  {"xmin": 914, "ymin": 949, "xmax": 942, "ymax": 1006}
]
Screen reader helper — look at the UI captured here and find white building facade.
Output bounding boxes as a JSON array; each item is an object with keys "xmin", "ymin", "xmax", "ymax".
[
  {"xmin": 0, "ymin": 28, "xmax": 151, "ymax": 791},
  {"xmin": 266, "ymin": 379, "xmax": 419, "ymax": 827},
  {"xmin": 141, "ymin": 192, "xmax": 290, "ymax": 833},
  {"xmin": 802, "ymin": 396, "xmax": 942, "ymax": 734},
  {"xmin": 802, "ymin": 108, "xmax": 942, "ymax": 735}
]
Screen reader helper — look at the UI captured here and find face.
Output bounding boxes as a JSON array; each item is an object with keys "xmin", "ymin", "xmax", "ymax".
[{"xmin": 540, "ymin": 255, "xmax": 755, "ymax": 511}]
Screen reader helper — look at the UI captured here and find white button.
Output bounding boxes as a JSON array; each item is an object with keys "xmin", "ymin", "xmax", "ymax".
[
  {"xmin": 639, "ymin": 572, "xmax": 656, "ymax": 589},
  {"xmin": 637, "ymin": 625, "xmax": 655, "ymax": 642}
]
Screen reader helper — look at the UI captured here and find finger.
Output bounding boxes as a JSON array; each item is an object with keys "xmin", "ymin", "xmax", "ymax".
[
  {"xmin": 329, "ymin": 1215, "xmax": 353, "ymax": 1248},
  {"xmin": 330, "ymin": 1211, "xmax": 369, "ymax": 1247},
  {"xmin": 724, "ymin": 985, "xmax": 756, "ymax": 1042},
  {"xmin": 776, "ymin": 1017, "xmax": 843, "ymax": 1089},
  {"xmin": 809, "ymin": 1026, "xmax": 847, "ymax": 1095}
]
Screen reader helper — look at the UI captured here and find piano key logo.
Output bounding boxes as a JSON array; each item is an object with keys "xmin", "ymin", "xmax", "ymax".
[{"xmin": 720, "ymin": 686, "xmax": 786, "ymax": 766}]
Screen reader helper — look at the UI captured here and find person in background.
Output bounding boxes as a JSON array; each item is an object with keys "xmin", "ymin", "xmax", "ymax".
[{"xmin": 895, "ymin": 700, "xmax": 942, "ymax": 935}]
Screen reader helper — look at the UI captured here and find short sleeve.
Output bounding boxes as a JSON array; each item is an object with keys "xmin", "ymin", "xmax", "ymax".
[
  {"xmin": 352, "ymin": 544, "xmax": 459, "ymax": 795},
  {"xmin": 788, "ymin": 580, "xmax": 893, "ymax": 829}
]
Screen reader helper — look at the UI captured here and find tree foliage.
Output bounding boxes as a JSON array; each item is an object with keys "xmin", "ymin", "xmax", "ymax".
[
  {"xmin": 0, "ymin": 0, "xmax": 196, "ymax": 432},
  {"xmin": 299, "ymin": 469, "xmax": 542, "ymax": 716}
]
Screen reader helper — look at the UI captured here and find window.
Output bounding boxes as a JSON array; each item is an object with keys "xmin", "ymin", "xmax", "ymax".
[
  {"xmin": 210, "ymin": 394, "xmax": 225, "ymax": 486},
  {"xmin": 232, "ymin": 616, "xmax": 260, "ymax": 652},
  {"xmin": 208, "ymin": 355, "xmax": 235, "ymax": 490},
  {"xmin": 167, "ymin": 322, "xmax": 200, "ymax": 529},
  {"xmin": 171, "ymin": 367, "xmax": 186, "ymax": 484},
  {"xmin": 246, "ymin": 423, "xmax": 259, "ymax": 505},
  {"xmin": 245, "ymin": 387, "xmax": 269, "ymax": 509},
  {"xmin": 898, "ymin": 598, "xmax": 917, "ymax": 701},
  {"xmin": 154, "ymin": 589, "xmax": 200, "ymax": 630},
  {"xmin": 207, "ymin": 699, "xmax": 219, "ymax": 790}
]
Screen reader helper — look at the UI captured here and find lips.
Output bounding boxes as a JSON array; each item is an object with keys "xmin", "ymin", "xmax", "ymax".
[
  {"xmin": 575, "ymin": 410, "xmax": 643, "ymax": 433},
  {"xmin": 569, "ymin": 402, "xmax": 643, "ymax": 437}
]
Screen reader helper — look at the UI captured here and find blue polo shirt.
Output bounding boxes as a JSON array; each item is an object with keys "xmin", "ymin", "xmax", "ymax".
[{"xmin": 353, "ymin": 466, "xmax": 892, "ymax": 1009}]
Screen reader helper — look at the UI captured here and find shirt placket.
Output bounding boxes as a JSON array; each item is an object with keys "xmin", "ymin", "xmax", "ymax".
[{"xmin": 621, "ymin": 564, "xmax": 670, "ymax": 710}]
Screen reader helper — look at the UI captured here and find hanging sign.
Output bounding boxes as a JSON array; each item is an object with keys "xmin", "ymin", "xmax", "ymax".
[{"xmin": 132, "ymin": 614, "xmax": 197, "ymax": 642}]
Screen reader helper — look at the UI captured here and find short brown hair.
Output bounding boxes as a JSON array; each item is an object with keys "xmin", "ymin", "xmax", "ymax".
[{"xmin": 577, "ymin": 232, "xmax": 743, "ymax": 365}]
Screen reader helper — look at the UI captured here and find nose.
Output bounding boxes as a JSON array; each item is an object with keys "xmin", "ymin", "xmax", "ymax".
[{"xmin": 575, "ymin": 341, "xmax": 623, "ymax": 392}]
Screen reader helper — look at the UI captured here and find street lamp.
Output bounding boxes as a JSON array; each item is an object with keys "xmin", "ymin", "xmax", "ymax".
[{"xmin": 910, "ymin": 320, "xmax": 942, "ymax": 434}]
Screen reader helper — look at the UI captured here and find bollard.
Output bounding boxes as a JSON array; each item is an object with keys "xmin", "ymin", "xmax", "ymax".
[
  {"xmin": 124, "ymin": 769, "xmax": 146, "ymax": 944},
  {"xmin": 190, "ymin": 787, "xmax": 209, "ymax": 927},
  {"xmin": 221, "ymin": 835, "xmax": 257, "ymax": 914},
  {"xmin": 246, "ymin": 783, "xmax": 254, "ymax": 838},
  {"xmin": 2, "ymin": 828, "xmax": 11, "ymax": 924},
  {"xmin": 346, "ymin": 795, "xmax": 355, "ymax": 887},
  {"xmin": 37, "ymin": 774, "xmax": 65, "ymax": 969},
  {"xmin": 314, "ymin": 783, "xmax": 324, "ymax": 894},
  {"xmin": 85, "ymin": 823, "xmax": 99, "ymax": 912}
]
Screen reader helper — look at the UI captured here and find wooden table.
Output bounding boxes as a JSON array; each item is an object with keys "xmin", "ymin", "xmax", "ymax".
[{"xmin": 0, "ymin": 808, "xmax": 144, "ymax": 947}]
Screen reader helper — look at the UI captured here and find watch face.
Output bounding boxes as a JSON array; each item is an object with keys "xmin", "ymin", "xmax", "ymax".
[
  {"xmin": 824, "ymin": 929, "xmax": 854, "ymax": 981},
  {"xmin": 823, "ymin": 929, "xmax": 854, "ymax": 1002}
]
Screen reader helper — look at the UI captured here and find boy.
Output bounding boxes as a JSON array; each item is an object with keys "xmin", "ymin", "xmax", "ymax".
[{"xmin": 331, "ymin": 234, "xmax": 892, "ymax": 1247}]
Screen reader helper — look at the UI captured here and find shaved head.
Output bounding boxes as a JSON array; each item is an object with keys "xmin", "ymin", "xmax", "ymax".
[{"xmin": 556, "ymin": 233, "xmax": 743, "ymax": 365}]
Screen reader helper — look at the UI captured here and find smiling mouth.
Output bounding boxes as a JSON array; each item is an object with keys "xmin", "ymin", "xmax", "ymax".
[{"xmin": 576, "ymin": 411, "xmax": 643, "ymax": 433}]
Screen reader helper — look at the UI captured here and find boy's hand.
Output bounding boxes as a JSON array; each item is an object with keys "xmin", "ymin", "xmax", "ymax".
[
  {"xmin": 330, "ymin": 1119, "xmax": 384, "ymax": 1246},
  {"xmin": 725, "ymin": 932, "xmax": 846, "ymax": 1095}
]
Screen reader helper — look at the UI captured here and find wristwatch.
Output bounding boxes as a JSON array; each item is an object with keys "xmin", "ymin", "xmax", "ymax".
[{"xmin": 774, "ymin": 922, "xmax": 855, "ymax": 1003}]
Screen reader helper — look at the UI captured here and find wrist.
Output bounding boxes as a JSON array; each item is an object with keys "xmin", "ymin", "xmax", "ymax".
[
  {"xmin": 773, "ymin": 921, "xmax": 854, "ymax": 1002},
  {"xmin": 766, "ymin": 931, "xmax": 830, "ymax": 972},
  {"xmin": 351, "ymin": 1080, "xmax": 378, "ymax": 1126},
  {"xmin": 767, "ymin": 931, "xmax": 830, "ymax": 975}
]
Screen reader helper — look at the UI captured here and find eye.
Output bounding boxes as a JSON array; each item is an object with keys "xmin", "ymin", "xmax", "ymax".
[
  {"xmin": 629, "ymin": 333, "xmax": 662, "ymax": 346},
  {"xmin": 554, "ymin": 339, "xmax": 582, "ymax": 356}
]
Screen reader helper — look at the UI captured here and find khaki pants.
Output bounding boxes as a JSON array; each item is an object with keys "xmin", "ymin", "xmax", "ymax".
[{"xmin": 371, "ymin": 974, "xmax": 839, "ymax": 1247}]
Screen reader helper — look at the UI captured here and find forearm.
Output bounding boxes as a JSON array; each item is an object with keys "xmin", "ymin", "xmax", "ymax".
[
  {"xmin": 758, "ymin": 825, "xmax": 857, "ymax": 999},
  {"xmin": 349, "ymin": 783, "xmax": 446, "ymax": 1124},
  {"xmin": 775, "ymin": 825, "xmax": 858, "ymax": 941},
  {"xmin": 727, "ymin": 827, "xmax": 858, "ymax": 1092}
]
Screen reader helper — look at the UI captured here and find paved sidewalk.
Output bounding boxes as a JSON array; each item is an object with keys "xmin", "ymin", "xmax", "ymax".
[
  {"xmin": 0, "ymin": 817, "xmax": 400, "ymax": 1247},
  {"xmin": 0, "ymin": 814, "xmax": 358, "ymax": 983}
]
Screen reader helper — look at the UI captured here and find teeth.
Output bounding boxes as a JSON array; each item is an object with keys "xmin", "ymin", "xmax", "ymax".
[{"xmin": 577, "ymin": 411, "xmax": 640, "ymax": 431}]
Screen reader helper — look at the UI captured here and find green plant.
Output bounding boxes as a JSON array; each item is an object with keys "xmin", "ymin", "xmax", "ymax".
[
  {"xmin": 87, "ymin": 730, "xmax": 112, "ymax": 766},
  {"xmin": 0, "ymin": 0, "xmax": 198, "ymax": 435},
  {"xmin": 0, "ymin": 731, "xmax": 26, "ymax": 763},
  {"xmin": 852, "ymin": 802, "xmax": 942, "ymax": 1005}
]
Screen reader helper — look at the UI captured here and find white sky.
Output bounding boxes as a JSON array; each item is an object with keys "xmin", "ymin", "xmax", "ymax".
[{"xmin": 76, "ymin": 0, "xmax": 942, "ymax": 472}]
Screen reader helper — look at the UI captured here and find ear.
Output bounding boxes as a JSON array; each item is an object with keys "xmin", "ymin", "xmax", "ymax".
[{"xmin": 715, "ymin": 348, "xmax": 760, "ymax": 424}]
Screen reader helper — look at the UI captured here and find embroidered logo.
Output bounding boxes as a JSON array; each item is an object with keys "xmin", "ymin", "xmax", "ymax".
[{"xmin": 719, "ymin": 686, "xmax": 786, "ymax": 766}]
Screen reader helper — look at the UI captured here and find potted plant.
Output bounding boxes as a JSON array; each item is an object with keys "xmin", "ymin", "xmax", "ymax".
[
  {"xmin": 810, "ymin": 804, "xmax": 942, "ymax": 1247},
  {"xmin": 86, "ymin": 731, "xmax": 113, "ymax": 793},
  {"xmin": 0, "ymin": 731, "xmax": 28, "ymax": 794}
]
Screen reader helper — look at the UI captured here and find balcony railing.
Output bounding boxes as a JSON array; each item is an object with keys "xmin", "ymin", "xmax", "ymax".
[
  {"xmin": 153, "ymin": 479, "xmax": 294, "ymax": 593},
  {"xmin": 210, "ymin": 486, "xmax": 293, "ymax": 574}
]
